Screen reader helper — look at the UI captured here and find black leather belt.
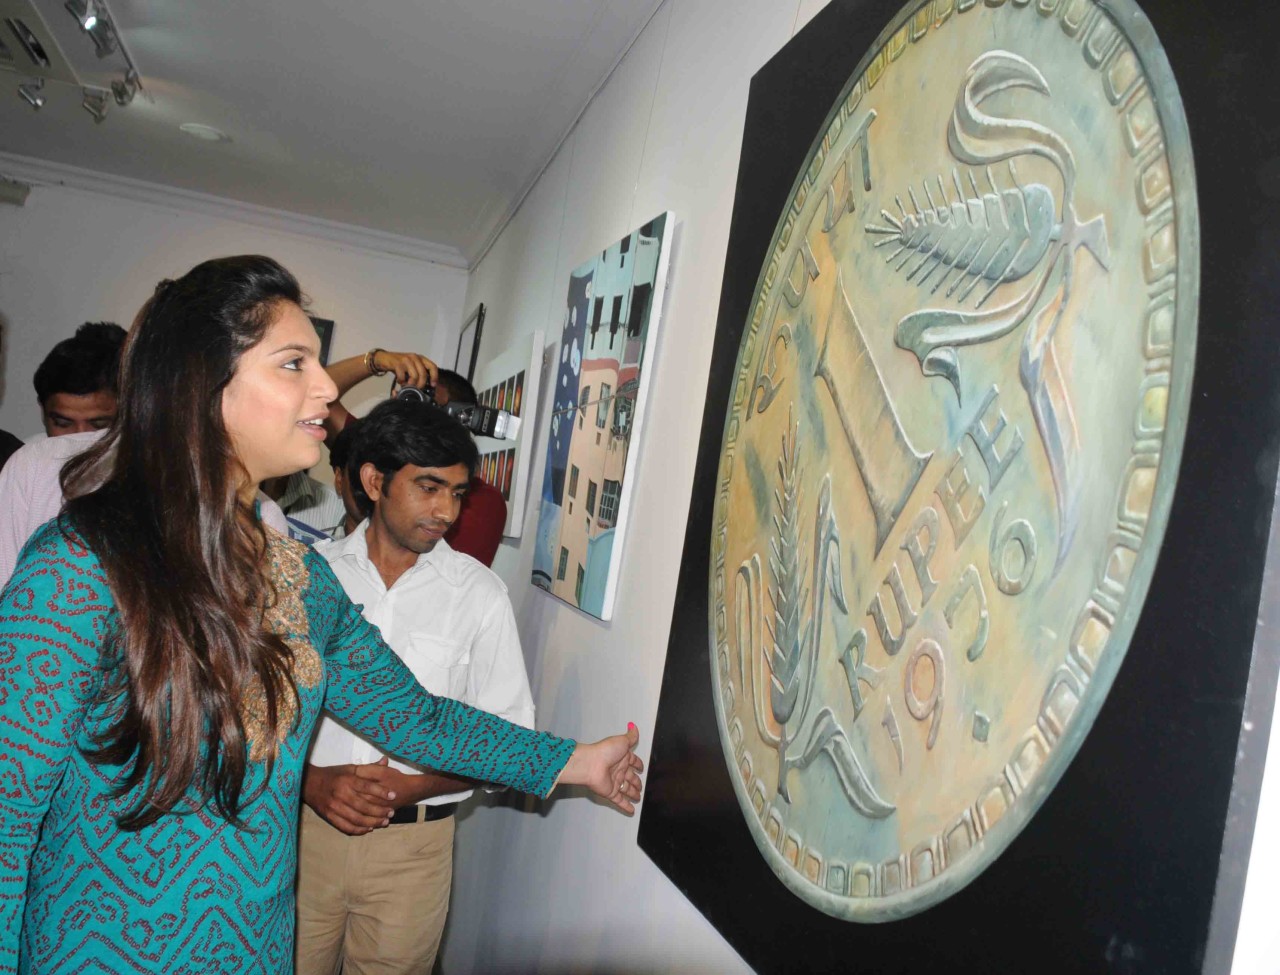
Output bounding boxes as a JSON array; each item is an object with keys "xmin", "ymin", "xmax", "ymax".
[{"xmin": 388, "ymin": 802, "xmax": 458, "ymax": 825}]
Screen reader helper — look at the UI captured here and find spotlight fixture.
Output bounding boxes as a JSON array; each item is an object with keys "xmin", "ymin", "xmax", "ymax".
[
  {"xmin": 64, "ymin": 0, "xmax": 116, "ymax": 57},
  {"xmin": 111, "ymin": 70, "xmax": 136, "ymax": 106},
  {"xmin": 6, "ymin": 17, "xmax": 52, "ymax": 68},
  {"xmin": 81, "ymin": 86, "xmax": 109, "ymax": 123},
  {"xmin": 17, "ymin": 78, "xmax": 44, "ymax": 110}
]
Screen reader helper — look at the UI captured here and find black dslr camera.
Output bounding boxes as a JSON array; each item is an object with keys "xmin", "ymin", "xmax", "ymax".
[{"xmin": 395, "ymin": 382, "xmax": 521, "ymax": 441}]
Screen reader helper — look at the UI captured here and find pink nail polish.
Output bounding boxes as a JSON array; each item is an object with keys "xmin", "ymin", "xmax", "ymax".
[{"xmin": 627, "ymin": 721, "xmax": 637, "ymax": 732}]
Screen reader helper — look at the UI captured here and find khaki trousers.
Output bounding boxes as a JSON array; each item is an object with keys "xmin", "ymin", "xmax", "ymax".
[{"xmin": 295, "ymin": 805, "xmax": 455, "ymax": 975}]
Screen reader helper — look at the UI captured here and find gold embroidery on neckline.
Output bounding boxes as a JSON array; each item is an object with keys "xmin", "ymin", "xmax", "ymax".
[{"xmin": 241, "ymin": 528, "xmax": 323, "ymax": 761}]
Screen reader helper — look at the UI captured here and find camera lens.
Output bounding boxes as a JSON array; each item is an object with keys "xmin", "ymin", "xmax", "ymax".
[{"xmin": 396, "ymin": 387, "xmax": 427, "ymax": 402}]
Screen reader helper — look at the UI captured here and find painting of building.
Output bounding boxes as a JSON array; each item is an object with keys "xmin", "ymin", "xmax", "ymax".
[{"xmin": 531, "ymin": 212, "xmax": 673, "ymax": 619}]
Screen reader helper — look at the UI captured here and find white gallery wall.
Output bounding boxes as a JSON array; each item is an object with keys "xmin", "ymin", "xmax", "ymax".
[
  {"xmin": 0, "ymin": 181, "xmax": 467, "ymax": 442},
  {"xmin": 441, "ymin": 1, "xmax": 844, "ymax": 972},
  {"xmin": 445, "ymin": 1, "xmax": 1280, "ymax": 974}
]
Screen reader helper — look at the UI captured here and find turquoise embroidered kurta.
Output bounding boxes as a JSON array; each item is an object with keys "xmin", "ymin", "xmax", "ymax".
[{"xmin": 0, "ymin": 521, "xmax": 576, "ymax": 973}]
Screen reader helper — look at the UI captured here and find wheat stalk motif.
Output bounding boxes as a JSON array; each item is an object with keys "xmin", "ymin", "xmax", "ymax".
[
  {"xmin": 745, "ymin": 408, "xmax": 894, "ymax": 818},
  {"xmin": 765, "ymin": 414, "xmax": 809, "ymax": 730}
]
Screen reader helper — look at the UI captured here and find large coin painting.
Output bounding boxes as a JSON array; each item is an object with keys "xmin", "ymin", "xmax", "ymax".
[{"xmin": 708, "ymin": 0, "xmax": 1197, "ymax": 922}]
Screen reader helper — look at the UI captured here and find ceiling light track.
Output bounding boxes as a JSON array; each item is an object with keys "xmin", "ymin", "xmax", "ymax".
[
  {"xmin": 73, "ymin": 0, "xmax": 145, "ymax": 105},
  {"xmin": 10, "ymin": 0, "xmax": 145, "ymax": 118}
]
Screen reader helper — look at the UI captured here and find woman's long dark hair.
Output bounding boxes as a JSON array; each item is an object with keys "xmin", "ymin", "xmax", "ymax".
[{"xmin": 62, "ymin": 255, "xmax": 304, "ymax": 830}]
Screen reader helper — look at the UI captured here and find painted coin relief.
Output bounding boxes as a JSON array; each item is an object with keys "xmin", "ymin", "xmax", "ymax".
[{"xmin": 709, "ymin": 0, "xmax": 1196, "ymax": 921}]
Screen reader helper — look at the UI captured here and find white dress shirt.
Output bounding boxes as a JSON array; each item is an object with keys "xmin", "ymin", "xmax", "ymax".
[
  {"xmin": 0, "ymin": 430, "xmax": 289, "ymax": 589},
  {"xmin": 309, "ymin": 522, "xmax": 535, "ymax": 805}
]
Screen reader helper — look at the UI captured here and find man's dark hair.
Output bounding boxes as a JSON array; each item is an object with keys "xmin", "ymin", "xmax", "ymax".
[
  {"xmin": 435, "ymin": 368, "xmax": 477, "ymax": 405},
  {"xmin": 33, "ymin": 322, "xmax": 127, "ymax": 404},
  {"xmin": 329, "ymin": 419, "xmax": 360, "ymax": 471},
  {"xmin": 348, "ymin": 399, "xmax": 479, "ymax": 516}
]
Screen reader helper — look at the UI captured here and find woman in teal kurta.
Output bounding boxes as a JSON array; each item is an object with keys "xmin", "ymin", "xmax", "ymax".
[{"xmin": 0, "ymin": 257, "xmax": 642, "ymax": 973}]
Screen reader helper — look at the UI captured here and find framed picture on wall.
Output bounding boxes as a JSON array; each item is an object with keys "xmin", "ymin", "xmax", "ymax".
[
  {"xmin": 471, "ymin": 330, "xmax": 546, "ymax": 538},
  {"xmin": 308, "ymin": 316, "xmax": 335, "ymax": 366},
  {"xmin": 529, "ymin": 212, "xmax": 674, "ymax": 621},
  {"xmin": 455, "ymin": 303, "xmax": 485, "ymax": 382}
]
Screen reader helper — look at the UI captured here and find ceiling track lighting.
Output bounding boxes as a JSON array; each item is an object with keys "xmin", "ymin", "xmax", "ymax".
[
  {"xmin": 17, "ymin": 77, "xmax": 44, "ymax": 110},
  {"xmin": 81, "ymin": 85, "xmax": 108, "ymax": 122},
  {"xmin": 41, "ymin": 0, "xmax": 146, "ymax": 124}
]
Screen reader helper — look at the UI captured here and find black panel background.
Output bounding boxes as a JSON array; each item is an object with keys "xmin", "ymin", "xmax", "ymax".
[{"xmin": 637, "ymin": 1, "xmax": 1280, "ymax": 972}]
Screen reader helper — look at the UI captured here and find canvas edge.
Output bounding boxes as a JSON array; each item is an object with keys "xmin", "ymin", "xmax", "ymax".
[
  {"xmin": 597, "ymin": 210, "xmax": 678, "ymax": 621},
  {"xmin": 502, "ymin": 328, "xmax": 547, "ymax": 539}
]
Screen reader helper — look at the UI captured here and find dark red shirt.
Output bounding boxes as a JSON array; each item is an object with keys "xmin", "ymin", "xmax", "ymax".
[{"xmin": 446, "ymin": 477, "xmax": 507, "ymax": 566}]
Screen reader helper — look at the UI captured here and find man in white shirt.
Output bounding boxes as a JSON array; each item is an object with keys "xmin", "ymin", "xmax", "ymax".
[
  {"xmin": 295, "ymin": 399, "xmax": 535, "ymax": 975},
  {"xmin": 0, "ymin": 431, "xmax": 103, "ymax": 587},
  {"xmin": 0, "ymin": 430, "xmax": 289, "ymax": 588}
]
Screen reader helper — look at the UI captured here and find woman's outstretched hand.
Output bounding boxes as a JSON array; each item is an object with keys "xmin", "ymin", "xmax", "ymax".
[{"xmin": 559, "ymin": 723, "xmax": 645, "ymax": 814}]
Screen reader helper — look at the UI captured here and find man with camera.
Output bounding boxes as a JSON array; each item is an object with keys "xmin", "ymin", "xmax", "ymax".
[
  {"xmin": 325, "ymin": 348, "xmax": 509, "ymax": 565},
  {"xmin": 295, "ymin": 398, "xmax": 535, "ymax": 975}
]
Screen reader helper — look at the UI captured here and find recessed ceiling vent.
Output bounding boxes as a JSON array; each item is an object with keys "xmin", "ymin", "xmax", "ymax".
[{"xmin": 0, "ymin": 0, "xmax": 82, "ymax": 85}]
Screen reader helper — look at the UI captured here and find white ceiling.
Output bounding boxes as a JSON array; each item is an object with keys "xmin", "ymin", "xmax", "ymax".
[{"xmin": 0, "ymin": 0, "xmax": 664, "ymax": 265}]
